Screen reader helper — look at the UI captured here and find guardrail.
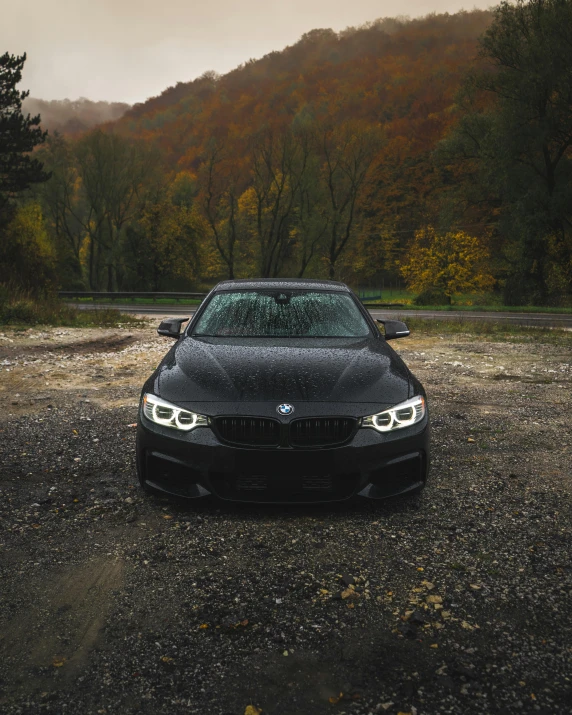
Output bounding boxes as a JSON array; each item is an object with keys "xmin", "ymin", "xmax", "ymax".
[
  {"xmin": 59, "ymin": 291, "xmax": 208, "ymax": 301},
  {"xmin": 59, "ymin": 291, "xmax": 405, "ymax": 309},
  {"xmin": 362, "ymin": 302, "xmax": 405, "ymax": 308}
]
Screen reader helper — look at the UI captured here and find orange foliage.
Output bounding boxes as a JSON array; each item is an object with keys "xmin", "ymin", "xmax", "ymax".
[
  {"xmin": 108, "ymin": 11, "xmax": 494, "ymax": 281},
  {"xmin": 115, "ymin": 11, "xmax": 491, "ymax": 174}
]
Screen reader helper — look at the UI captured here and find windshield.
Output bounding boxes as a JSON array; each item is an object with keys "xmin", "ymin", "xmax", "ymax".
[{"xmin": 192, "ymin": 290, "xmax": 371, "ymax": 338}]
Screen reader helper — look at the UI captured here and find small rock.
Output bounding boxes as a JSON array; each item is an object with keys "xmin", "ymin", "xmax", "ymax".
[{"xmin": 426, "ymin": 595, "xmax": 443, "ymax": 604}]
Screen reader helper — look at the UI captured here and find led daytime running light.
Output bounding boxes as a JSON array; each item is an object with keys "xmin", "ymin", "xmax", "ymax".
[
  {"xmin": 142, "ymin": 394, "xmax": 207, "ymax": 432},
  {"xmin": 362, "ymin": 396, "xmax": 426, "ymax": 432}
]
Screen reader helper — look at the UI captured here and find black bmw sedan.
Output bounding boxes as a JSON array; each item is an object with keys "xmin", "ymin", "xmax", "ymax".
[{"xmin": 136, "ymin": 279, "xmax": 429, "ymax": 503}]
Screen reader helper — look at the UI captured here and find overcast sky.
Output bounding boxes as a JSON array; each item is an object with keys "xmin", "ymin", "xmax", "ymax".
[{"xmin": 4, "ymin": 0, "xmax": 492, "ymax": 104}]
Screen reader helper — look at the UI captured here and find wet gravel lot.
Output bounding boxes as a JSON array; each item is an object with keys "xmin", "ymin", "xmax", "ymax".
[{"xmin": 0, "ymin": 325, "xmax": 571, "ymax": 715}]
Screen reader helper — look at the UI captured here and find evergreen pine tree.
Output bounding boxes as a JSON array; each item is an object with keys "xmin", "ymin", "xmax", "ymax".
[{"xmin": 0, "ymin": 52, "xmax": 50, "ymax": 216}]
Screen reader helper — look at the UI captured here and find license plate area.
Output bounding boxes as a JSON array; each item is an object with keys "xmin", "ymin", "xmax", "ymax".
[
  {"xmin": 235, "ymin": 474, "xmax": 333, "ymax": 492},
  {"xmin": 233, "ymin": 449, "xmax": 333, "ymax": 478}
]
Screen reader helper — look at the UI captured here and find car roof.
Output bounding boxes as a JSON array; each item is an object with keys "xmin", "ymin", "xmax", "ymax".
[{"xmin": 213, "ymin": 278, "xmax": 350, "ymax": 292}]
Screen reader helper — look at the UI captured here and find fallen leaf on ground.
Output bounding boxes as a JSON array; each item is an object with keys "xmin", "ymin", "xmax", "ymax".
[
  {"xmin": 244, "ymin": 706, "xmax": 262, "ymax": 715},
  {"xmin": 328, "ymin": 693, "xmax": 343, "ymax": 704},
  {"xmin": 426, "ymin": 595, "xmax": 443, "ymax": 604}
]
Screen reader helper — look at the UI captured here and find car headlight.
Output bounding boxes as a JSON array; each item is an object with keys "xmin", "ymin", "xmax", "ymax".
[
  {"xmin": 362, "ymin": 396, "xmax": 426, "ymax": 432},
  {"xmin": 142, "ymin": 394, "xmax": 208, "ymax": 431}
]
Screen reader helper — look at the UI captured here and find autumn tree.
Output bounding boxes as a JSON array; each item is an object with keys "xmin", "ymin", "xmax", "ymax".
[
  {"xmin": 317, "ymin": 121, "xmax": 384, "ymax": 278},
  {"xmin": 0, "ymin": 202, "xmax": 56, "ymax": 293},
  {"xmin": 291, "ymin": 129, "xmax": 328, "ymax": 277},
  {"xmin": 127, "ymin": 194, "xmax": 205, "ymax": 291},
  {"xmin": 400, "ymin": 227, "xmax": 495, "ymax": 304},
  {"xmin": 35, "ymin": 133, "xmax": 85, "ymax": 287},
  {"xmin": 199, "ymin": 140, "xmax": 244, "ymax": 279},
  {"xmin": 74, "ymin": 130, "xmax": 159, "ymax": 290},
  {"xmin": 241, "ymin": 128, "xmax": 310, "ymax": 278}
]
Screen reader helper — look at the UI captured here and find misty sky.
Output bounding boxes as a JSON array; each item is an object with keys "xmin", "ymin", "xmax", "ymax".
[{"xmin": 3, "ymin": 0, "xmax": 492, "ymax": 104}]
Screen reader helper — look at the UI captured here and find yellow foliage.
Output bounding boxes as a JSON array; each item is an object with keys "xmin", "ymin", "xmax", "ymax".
[
  {"xmin": 400, "ymin": 226, "xmax": 495, "ymax": 300},
  {"xmin": 168, "ymin": 171, "xmax": 198, "ymax": 208},
  {"xmin": 139, "ymin": 200, "xmax": 207, "ymax": 282},
  {"xmin": 7, "ymin": 203, "xmax": 54, "ymax": 263},
  {"xmin": 0, "ymin": 202, "xmax": 57, "ymax": 292}
]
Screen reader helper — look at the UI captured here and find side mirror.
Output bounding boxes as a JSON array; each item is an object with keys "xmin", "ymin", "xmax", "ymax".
[
  {"xmin": 157, "ymin": 317, "xmax": 189, "ymax": 338},
  {"xmin": 376, "ymin": 319, "xmax": 410, "ymax": 340}
]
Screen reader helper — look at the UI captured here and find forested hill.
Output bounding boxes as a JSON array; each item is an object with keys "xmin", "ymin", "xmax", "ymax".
[
  {"xmin": 23, "ymin": 97, "xmax": 130, "ymax": 135},
  {"xmin": 115, "ymin": 10, "xmax": 492, "ymax": 166}
]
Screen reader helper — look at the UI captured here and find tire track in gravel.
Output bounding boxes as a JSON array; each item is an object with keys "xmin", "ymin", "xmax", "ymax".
[{"xmin": 0, "ymin": 558, "xmax": 123, "ymax": 700}]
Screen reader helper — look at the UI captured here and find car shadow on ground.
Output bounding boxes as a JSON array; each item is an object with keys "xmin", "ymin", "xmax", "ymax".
[{"xmin": 143, "ymin": 488, "xmax": 424, "ymax": 522}]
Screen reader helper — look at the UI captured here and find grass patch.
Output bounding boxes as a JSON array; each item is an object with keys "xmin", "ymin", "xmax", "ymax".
[
  {"xmin": 0, "ymin": 294, "xmax": 142, "ymax": 327},
  {"xmin": 359, "ymin": 289, "xmax": 572, "ymax": 311},
  {"xmin": 365, "ymin": 301, "xmax": 572, "ymax": 313},
  {"xmin": 402, "ymin": 317, "xmax": 572, "ymax": 346},
  {"xmin": 69, "ymin": 296, "xmax": 204, "ymax": 306}
]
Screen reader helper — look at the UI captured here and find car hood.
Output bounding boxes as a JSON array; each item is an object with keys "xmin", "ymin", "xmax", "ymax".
[{"xmin": 155, "ymin": 336, "xmax": 410, "ymax": 408}]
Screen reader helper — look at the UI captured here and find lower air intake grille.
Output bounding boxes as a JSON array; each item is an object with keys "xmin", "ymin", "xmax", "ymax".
[
  {"xmin": 214, "ymin": 417, "xmax": 280, "ymax": 447},
  {"xmin": 289, "ymin": 418, "xmax": 356, "ymax": 447},
  {"xmin": 302, "ymin": 476, "xmax": 332, "ymax": 490},
  {"xmin": 236, "ymin": 476, "xmax": 267, "ymax": 491}
]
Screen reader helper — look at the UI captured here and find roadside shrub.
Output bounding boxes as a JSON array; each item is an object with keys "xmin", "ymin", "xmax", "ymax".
[
  {"xmin": 0, "ymin": 203, "xmax": 57, "ymax": 296},
  {"xmin": 413, "ymin": 288, "xmax": 450, "ymax": 306},
  {"xmin": 0, "ymin": 286, "xmax": 141, "ymax": 327}
]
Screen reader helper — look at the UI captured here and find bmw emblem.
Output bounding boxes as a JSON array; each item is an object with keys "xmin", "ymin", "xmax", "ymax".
[{"xmin": 277, "ymin": 403, "xmax": 294, "ymax": 416}]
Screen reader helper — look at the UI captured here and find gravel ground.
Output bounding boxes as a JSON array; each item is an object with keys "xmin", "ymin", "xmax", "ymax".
[{"xmin": 0, "ymin": 324, "xmax": 571, "ymax": 715}]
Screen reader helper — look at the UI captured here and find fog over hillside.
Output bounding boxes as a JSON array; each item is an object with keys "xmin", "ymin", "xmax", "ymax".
[{"xmin": 22, "ymin": 97, "xmax": 131, "ymax": 135}]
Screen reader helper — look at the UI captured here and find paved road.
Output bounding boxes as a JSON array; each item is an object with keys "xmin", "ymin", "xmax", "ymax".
[{"xmin": 78, "ymin": 302, "xmax": 572, "ymax": 328}]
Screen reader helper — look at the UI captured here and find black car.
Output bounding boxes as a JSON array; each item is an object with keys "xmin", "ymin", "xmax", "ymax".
[{"xmin": 136, "ymin": 279, "xmax": 429, "ymax": 503}]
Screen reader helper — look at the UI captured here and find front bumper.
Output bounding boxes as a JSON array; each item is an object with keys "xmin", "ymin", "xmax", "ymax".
[{"xmin": 136, "ymin": 412, "xmax": 430, "ymax": 503}]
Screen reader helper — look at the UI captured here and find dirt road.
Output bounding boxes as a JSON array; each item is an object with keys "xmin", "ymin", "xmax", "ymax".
[{"xmin": 0, "ymin": 324, "xmax": 570, "ymax": 714}]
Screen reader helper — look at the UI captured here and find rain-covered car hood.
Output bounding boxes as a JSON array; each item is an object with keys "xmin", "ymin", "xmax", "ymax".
[{"xmin": 154, "ymin": 336, "xmax": 411, "ymax": 410}]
